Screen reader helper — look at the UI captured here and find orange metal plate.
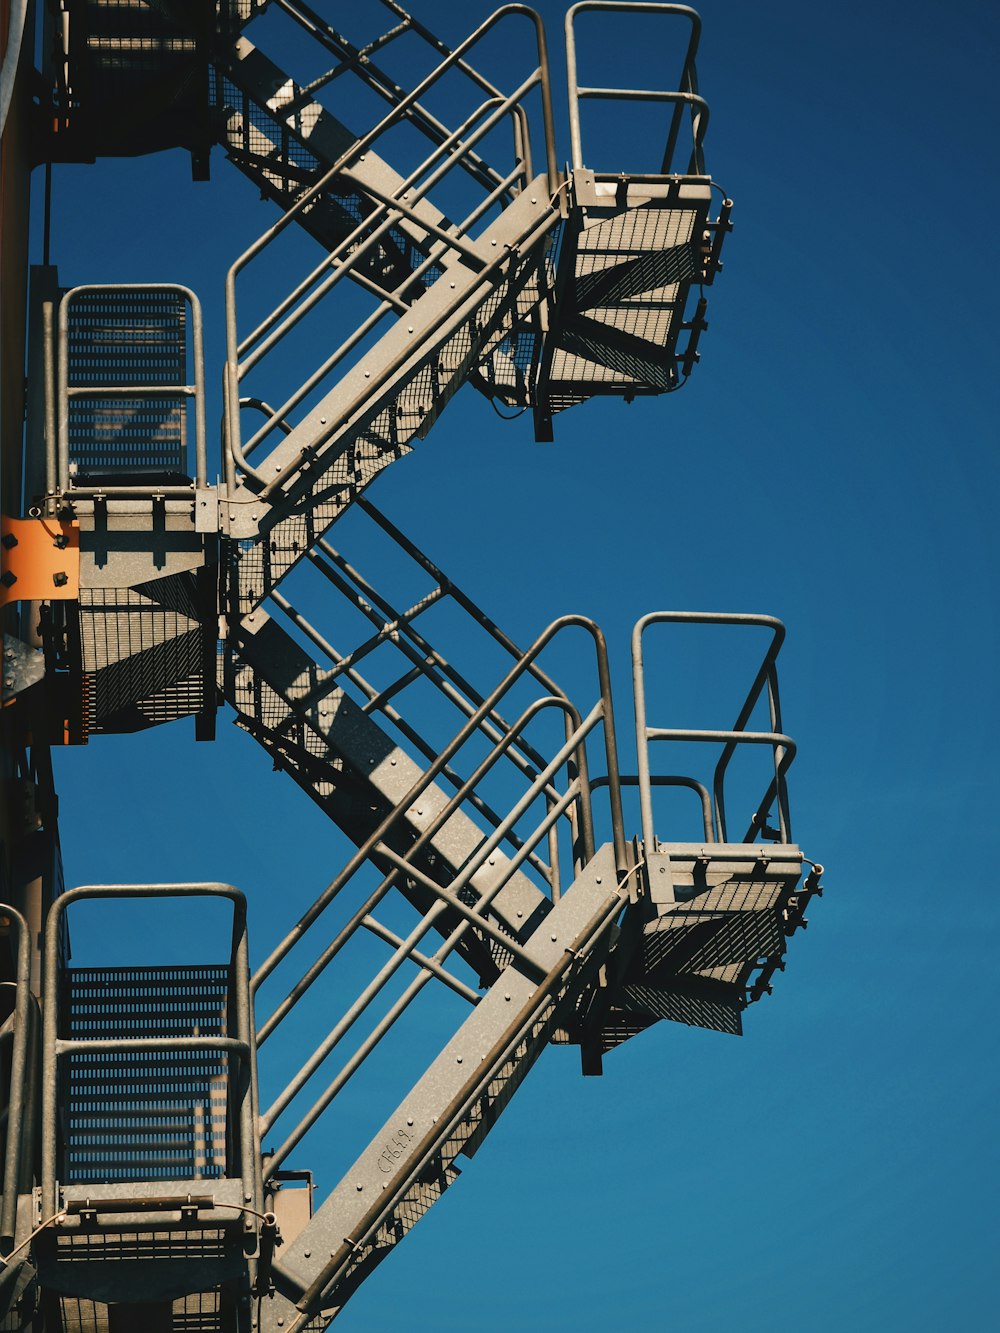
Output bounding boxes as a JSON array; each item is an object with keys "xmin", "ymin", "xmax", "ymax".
[{"xmin": 0, "ymin": 515, "xmax": 80, "ymax": 606}]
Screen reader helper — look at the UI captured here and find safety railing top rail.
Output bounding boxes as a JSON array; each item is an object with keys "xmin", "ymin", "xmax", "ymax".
[
  {"xmin": 54, "ymin": 285, "xmax": 207, "ymax": 499},
  {"xmin": 566, "ymin": 2, "xmax": 707, "ymax": 174},
  {"xmin": 631, "ymin": 612, "xmax": 795, "ymax": 849},
  {"xmin": 223, "ymin": 5, "xmax": 558, "ymax": 491},
  {"xmin": 0, "ymin": 904, "xmax": 34, "ymax": 1248},
  {"xmin": 40, "ymin": 884, "xmax": 258, "ymax": 1224}
]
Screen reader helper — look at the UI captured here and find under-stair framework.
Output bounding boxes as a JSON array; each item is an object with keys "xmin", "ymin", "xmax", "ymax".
[{"xmin": 0, "ymin": 4, "xmax": 825, "ymax": 1331}]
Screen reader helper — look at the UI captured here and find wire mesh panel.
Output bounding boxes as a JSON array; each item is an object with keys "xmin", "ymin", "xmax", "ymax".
[
  {"xmin": 60, "ymin": 965, "xmax": 231, "ymax": 1184},
  {"xmin": 64, "ymin": 289, "xmax": 190, "ymax": 476}
]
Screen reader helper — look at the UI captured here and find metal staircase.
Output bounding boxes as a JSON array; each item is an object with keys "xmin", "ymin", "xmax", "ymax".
[{"xmin": 0, "ymin": 4, "xmax": 826, "ymax": 1331}]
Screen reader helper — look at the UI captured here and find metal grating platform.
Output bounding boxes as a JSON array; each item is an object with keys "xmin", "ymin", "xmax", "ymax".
[{"xmin": 60, "ymin": 965, "xmax": 231, "ymax": 1184}]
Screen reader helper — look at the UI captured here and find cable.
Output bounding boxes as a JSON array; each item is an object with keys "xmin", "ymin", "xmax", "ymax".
[{"xmin": 0, "ymin": 1212, "xmax": 67, "ymax": 1268}]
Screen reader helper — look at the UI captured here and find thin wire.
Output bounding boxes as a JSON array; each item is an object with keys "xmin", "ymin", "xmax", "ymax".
[{"xmin": 0, "ymin": 1211, "xmax": 66, "ymax": 1267}]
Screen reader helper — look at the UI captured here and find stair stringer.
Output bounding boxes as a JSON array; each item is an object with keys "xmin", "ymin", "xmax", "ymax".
[{"xmin": 261, "ymin": 845, "xmax": 624, "ymax": 1332}]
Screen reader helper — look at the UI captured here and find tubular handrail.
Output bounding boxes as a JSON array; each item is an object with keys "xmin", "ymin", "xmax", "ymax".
[
  {"xmin": 224, "ymin": 6, "xmax": 558, "ymax": 489},
  {"xmin": 251, "ymin": 614, "xmax": 625, "ymax": 996},
  {"xmin": 591, "ymin": 773, "xmax": 715, "ymax": 842},
  {"xmin": 258, "ymin": 695, "xmax": 606, "ymax": 1172},
  {"xmin": 41, "ymin": 884, "xmax": 257, "ymax": 1222},
  {"xmin": 0, "ymin": 904, "xmax": 33, "ymax": 1247},
  {"xmin": 253, "ymin": 688, "xmax": 590, "ymax": 1061},
  {"xmin": 565, "ymin": 2, "xmax": 706, "ymax": 174},
  {"xmin": 56, "ymin": 284, "xmax": 207, "ymax": 495},
  {"xmin": 632, "ymin": 612, "xmax": 793, "ymax": 849}
]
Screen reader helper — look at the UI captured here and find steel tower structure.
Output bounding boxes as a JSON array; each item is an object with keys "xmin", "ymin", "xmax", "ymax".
[{"xmin": 0, "ymin": 2, "xmax": 824, "ymax": 1329}]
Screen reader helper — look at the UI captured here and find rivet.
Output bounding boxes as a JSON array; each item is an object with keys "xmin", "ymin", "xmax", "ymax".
[
  {"xmin": 516, "ymin": 910, "xmax": 523, "ymax": 918},
  {"xmin": 456, "ymin": 1055, "xmax": 463, "ymax": 1064},
  {"xmin": 530, "ymin": 197, "xmax": 537, "ymax": 203},
  {"xmin": 407, "ymin": 326, "xmax": 413, "ymax": 333},
  {"xmin": 320, "ymin": 416, "xmax": 327, "ymax": 424},
  {"xmin": 550, "ymin": 933, "xmax": 557, "ymax": 942},
  {"xmin": 356, "ymin": 1182, "xmax": 364, "ymax": 1191},
  {"xmin": 304, "ymin": 1249, "xmax": 311, "ymax": 1257},
  {"xmin": 244, "ymin": 1193, "xmax": 252, "ymax": 1202},
  {"xmin": 365, "ymin": 371, "xmax": 371, "ymax": 378},
  {"xmin": 596, "ymin": 877, "xmax": 602, "ymax": 885},
  {"xmin": 504, "ymin": 993, "xmax": 511, "ymax": 1002},
  {"xmin": 491, "ymin": 239, "xmax": 497, "ymax": 246},
  {"xmin": 449, "ymin": 282, "xmax": 456, "ymax": 289},
  {"xmin": 406, "ymin": 1117, "xmax": 413, "ymax": 1126},
  {"xmin": 488, "ymin": 857, "xmax": 495, "ymax": 866}
]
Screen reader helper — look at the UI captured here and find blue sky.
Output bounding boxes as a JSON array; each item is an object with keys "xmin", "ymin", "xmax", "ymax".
[{"xmin": 39, "ymin": 1, "xmax": 999, "ymax": 1329}]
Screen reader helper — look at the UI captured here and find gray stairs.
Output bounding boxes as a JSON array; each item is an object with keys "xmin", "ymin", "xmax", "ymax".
[{"xmin": 263, "ymin": 845, "xmax": 625, "ymax": 1331}]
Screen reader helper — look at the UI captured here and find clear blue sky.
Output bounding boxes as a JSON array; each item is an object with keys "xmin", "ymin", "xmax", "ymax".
[{"xmin": 42, "ymin": 1, "xmax": 999, "ymax": 1329}]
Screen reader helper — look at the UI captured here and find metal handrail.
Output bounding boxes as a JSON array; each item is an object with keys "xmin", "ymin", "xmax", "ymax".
[
  {"xmin": 258, "ymin": 692, "xmax": 608, "ymax": 1174},
  {"xmin": 224, "ymin": 6, "xmax": 558, "ymax": 490},
  {"xmin": 41, "ymin": 884, "xmax": 258, "ymax": 1224},
  {"xmin": 632, "ymin": 612, "xmax": 794, "ymax": 849},
  {"xmin": 566, "ymin": 2, "xmax": 707, "ymax": 174},
  {"xmin": 56, "ymin": 284, "xmax": 207, "ymax": 496},
  {"xmin": 0, "ymin": 905, "xmax": 33, "ymax": 1247},
  {"xmin": 252, "ymin": 613, "xmax": 624, "ymax": 996},
  {"xmin": 591, "ymin": 773, "xmax": 715, "ymax": 842}
]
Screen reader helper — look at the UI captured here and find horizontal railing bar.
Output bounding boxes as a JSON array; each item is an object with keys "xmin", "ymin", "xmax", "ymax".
[
  {"xmin": 65, "ymin": 384, "xmax": 196, "ymax": 397},
  {"xmin": 361, "ymin": 915, "xmax": 480, "ymax": 1004}
]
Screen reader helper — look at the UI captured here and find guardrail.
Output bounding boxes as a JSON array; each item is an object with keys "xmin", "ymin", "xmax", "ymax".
[
  {"xmin": 632, "ymin": 611, "xmax": 795, "ymax": 847},
  {"xmin": 566, "ymin": 1, "xmax": 708, "ymax": 174},
  {"xmin": 41, "ymin": 883, "xmax": 257, "ymax": 1220}
]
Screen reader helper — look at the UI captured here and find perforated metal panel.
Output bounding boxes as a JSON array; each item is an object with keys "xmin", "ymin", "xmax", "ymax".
[
  {"xmin": 60, "ymin": 965, "xmax": 231, "ymax": 1184},
  {"xmin": 65, "ymin": 289, "xmax": 189, "ymax": 476}
]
